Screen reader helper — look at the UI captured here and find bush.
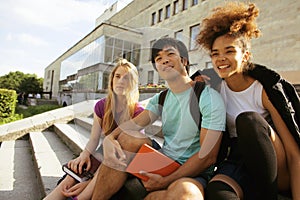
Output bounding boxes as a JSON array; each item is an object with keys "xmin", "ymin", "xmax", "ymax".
[
  {"xmin": 0, "ymin": 89, "xmax": 17, "ymax": 117},
  {"xmin": 0, "ymin": 89, "xmax": 21, "ymax": 124},
  {"xmin": 0, "ymin": 114, "xmax": 23, "ymax": 125}
]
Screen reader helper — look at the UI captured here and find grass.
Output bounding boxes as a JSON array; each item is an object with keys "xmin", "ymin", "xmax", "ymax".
[{"xmin": 15, "ymin": 104, "xmax": 62, "ymax": 118}]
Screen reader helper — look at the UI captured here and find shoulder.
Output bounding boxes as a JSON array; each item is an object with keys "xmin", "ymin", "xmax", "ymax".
[
  {"xmin": 200, "ymin": 85, "xmax": 223, "ymax": 100},
  {"xmin": 94, "ymin": 98, "xmax": 106, "ymax": 118},
  {"xmin": 200, "ymin": 85, "xmax": 225, "ymax": 110},
  {"xmin": 134, "ymin": 102, "xmax": 145, "ymax": 116},
  {"xmin": 95, "ymin": 98, "xmax": 106, "ymax": 108}
]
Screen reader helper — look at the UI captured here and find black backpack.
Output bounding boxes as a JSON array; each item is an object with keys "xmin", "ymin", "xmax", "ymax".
[{"xmin": 158, "ymin": 81, "xmax": 229, "ymax": 164}]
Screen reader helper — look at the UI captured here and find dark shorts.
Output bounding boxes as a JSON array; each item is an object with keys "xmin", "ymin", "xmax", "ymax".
[{"xmin": 215, "ymin": 160, "xmax": 258, "ymax": 199}]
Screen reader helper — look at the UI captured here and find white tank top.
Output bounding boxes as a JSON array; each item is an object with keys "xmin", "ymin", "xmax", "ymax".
[{"xmin": 220, "ymin": 80, "xmax": 269, "ymax": 137}]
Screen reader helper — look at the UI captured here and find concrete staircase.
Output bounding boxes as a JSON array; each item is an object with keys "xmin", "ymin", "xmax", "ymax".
[
  {"xmin": 0, "ymin": 99, "xmax": 293, "ymax": 200},
  {"xmin": 0, "ymin": 101, "xmax": 163, "ymax": 199}
]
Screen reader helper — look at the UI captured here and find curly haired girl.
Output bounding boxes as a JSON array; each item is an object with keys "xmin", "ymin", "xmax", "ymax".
[{"xmin": 196, "ymin": 2, "xmax": 300, "ymax": 199}]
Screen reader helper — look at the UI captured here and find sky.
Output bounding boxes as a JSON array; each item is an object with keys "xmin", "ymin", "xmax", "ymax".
[{"xmin": 0, "ymin": 0, "xmax": 132, "ymax": 78}]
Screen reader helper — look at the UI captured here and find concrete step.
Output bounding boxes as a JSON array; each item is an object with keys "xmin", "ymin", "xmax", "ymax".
[
  {"xmin": 74, "ymin": 116, "xmax": 93, "ymax": 132},
  {"xmin": 53, "ymin": 122, "xmax": 91, "ymax": 156},
  {"xmin": 0, "ymin": 138, "xmax": 42, "ymax": 200},
  {"xmin": 29, "ymin": 120, "xmax": 95, "ymax": 197},
  {"xmin": 29, "ymin": 130, "xmax": 75, "ymax": 197}
]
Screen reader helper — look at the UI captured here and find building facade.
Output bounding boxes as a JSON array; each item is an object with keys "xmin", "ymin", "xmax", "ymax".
[{"xmin": 43, "ymin": 0, "xmax": 300, "ymax": 105}]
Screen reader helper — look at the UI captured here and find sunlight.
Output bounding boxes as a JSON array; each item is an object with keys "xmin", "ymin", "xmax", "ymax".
[{"xmin": 0, "ymin": 141, "xmax": 15, "ymax": 191}]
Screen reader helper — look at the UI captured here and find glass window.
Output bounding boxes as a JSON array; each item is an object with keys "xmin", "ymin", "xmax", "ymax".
[
  {"xmin": 106, "ymin": 36, "xmax": 114, "ymax": 46},
  {"xmin": 148, "ymin": 70, "xmax": 154, "ymax": 84},
  {"xmin": 173, "ymin": 0, "xmax": 179, "ymax": 15},
  {"xmin": 190, "ymin": 24, "xmax": 200, "ymax": 50},
  {"xmin": 165, "ymin": 5, "xmax": 171, "ymax": 19},
  {"xmin": 182, "ymin": 0, "xmax": 188, "ymax": 10},
  {"xmin": 114, "ymin": 48, "xmax": 122, "ymax": 61},
  {"xmin": 105, "ymin": 46, "xmax": 113, "ymax": 63},
  {"xmin": 61, "ymin": 36, "xmax": 105, "ymax": 80},
  {"xmin": 149, "ymin": 39, "xmax": 156, "ymax": 61},
  {"xmin": 158, "ymin": 9, "xmax": 163, "ymax": 22},
  {"xmin": 192, "ymin": 0, "xmax": 198, "ymax": 6},
  {"xmin": 175, "ymin": 30, "xmax": 183, "ymax": 42},
  {"xmin": 115, "ymin": 38, "xmax": 123, "ymax": 49},
  {"xmin": 151, "ymin": 12, "xmax": 156, "ymax": 25},
  {"xmin": 206, "ymin": 61, "xmax": 213, "ymax": 69},
  {"xmin": 124, "ymin": 41, "xmax": 131, "ymax": 50}
]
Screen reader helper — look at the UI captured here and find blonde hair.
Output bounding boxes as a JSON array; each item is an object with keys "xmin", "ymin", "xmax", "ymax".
[
  {"xmin": 102, "ymin": 59, "xmax": 139, "ymax": 135},
  {"xmin": 197, "ymin": 1, "xmax": 261, "ymax": 52}
]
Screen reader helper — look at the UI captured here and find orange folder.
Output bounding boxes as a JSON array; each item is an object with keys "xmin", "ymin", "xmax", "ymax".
[{"xmin": 126, "ymin": 144, "xmax": 180, "ymax": 181}]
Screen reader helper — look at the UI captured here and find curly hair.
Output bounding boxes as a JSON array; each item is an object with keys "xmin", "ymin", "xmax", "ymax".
[{"xmin": 197, "ymin": 1, "xmax": 261, "ymax": 52}]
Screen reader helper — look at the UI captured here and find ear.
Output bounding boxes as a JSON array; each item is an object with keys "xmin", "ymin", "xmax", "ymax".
[
  {"xmin": 242, "ymin": 51, "xmax": 250, "ymax": 63},
  {"xmin": 181, "ymin": 57, "xmax": 188, "ymax": 66}
]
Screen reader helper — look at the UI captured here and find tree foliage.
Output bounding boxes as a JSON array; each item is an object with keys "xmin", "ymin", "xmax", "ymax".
[{"xmin": 0, "ymin": 71, "xmax": 43, "ymax": 94}]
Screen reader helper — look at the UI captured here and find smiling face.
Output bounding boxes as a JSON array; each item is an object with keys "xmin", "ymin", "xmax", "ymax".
[
  {"xmin": 112, "ymin": 66, "xmax": 130, "ymax": 96},
  {"xmin": 211, "ymin": 34, "xmax": 250, "ymax": 79},
  {"xmin": 154, "ymin": 46, "xmax": 188, "ymax": 81}
]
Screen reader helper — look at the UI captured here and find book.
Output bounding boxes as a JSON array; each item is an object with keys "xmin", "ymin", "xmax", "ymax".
[
  {"xmin": 62, "ymin": 154, "xmax": 101, "ymax": 183},
  {"xmin": 126, "ymin": 144, "xmax": 180, "ymax": 181}
]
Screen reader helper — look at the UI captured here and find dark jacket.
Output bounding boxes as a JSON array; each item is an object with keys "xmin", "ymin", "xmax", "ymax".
[{"xmin": 192, "ymin": 64, "xmax": 300, "ymax": 147}]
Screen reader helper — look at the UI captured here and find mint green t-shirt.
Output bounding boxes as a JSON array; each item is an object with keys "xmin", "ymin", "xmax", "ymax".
[{"xmin": 146, "ymin": 85, "xmax": 226, "ymax": 164}]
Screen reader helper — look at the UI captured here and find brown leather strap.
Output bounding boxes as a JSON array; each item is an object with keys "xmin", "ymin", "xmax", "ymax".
[{"xmin": 209, "ymin": 174, "xmax": 244, "ymax": 199}]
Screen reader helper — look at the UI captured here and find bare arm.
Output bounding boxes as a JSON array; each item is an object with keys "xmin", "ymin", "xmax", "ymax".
[
  {"xmin": 262, "ymin": 89, "xmax": 300, "ymax": 199},
  {"xmin": 68, "ymin": 113, "xmax": 102, "ymax": 173}
]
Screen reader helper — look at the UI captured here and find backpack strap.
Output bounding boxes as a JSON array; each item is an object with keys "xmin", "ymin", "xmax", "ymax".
[
  {"xmin": 158, "ymin": 81, "xmax": 205, "ymax": 130},
  {"xmin": 158, "ymin": 88, "xmax": 169, "ymax": 115},
  {"xmin": 189, "ymin": 81, "xmax": 206, "ymax": 130}
]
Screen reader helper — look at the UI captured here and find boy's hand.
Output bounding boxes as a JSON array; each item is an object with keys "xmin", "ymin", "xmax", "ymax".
[{"xmin": 102, "ymin": 134, "xmax": 127, "ymax": 170}]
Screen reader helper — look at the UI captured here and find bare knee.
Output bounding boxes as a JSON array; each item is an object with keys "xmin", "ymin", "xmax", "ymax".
[{"xmin": 166, "ymin": 178, "xmax": 204, "ymax": 200}]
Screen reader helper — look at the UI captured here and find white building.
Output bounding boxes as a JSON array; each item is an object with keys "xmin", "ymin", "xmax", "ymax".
[{"xmin": 43, "ymin": 0, "xmax": 300, "ymax": 105}]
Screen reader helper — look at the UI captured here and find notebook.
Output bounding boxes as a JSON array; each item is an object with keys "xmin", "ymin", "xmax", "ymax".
[
  {"xmin": 126, "ymin": 144, "xmax": 180, "ymax": 181},
  {"xmin": 62, "ymin": 154, "xmax": 101, "ymax": 183}
]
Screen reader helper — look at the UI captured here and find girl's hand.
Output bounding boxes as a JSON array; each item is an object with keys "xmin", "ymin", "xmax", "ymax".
[
  {"xmin": 61, "ymin": 179, "xmax": 90, "ymax": 197},
  {"xmin": 68, "ymin": 150, "xmax": 91, "ymax": 174},
  {"xmin": 194, "ymin": 74, "xmax": 211, "ymax": 84}
]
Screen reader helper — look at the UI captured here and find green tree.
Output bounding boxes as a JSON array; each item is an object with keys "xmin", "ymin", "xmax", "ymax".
[
  {"xmin": 0, "ymin": 71, "xmax": 43, "ymax": 94},
  {"xmin": 0, "ymin": 71, "xmax": 25, "ymax": 92},
  {"xmin": 19, "ymin": 75, "xmax": 43, "ymax": 94}
]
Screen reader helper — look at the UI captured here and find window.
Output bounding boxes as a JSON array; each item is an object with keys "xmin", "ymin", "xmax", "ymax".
[
  {"xmin": 173, "ymin": 0, "xmax": 179, "ymax": 15},
  {"xmin": 182, "ymin": 0, "xmax": 188, "ymax": 10},
  {"xmin": 165, "ymin": 4, "xmax": 171, "ymax": 19},
  {"xmin": 192, "ymin": 0, "xmax": 198, "ymax": 6},
  {"xmin": 104, "ymin": 36, "xmax": 141, "ymax": 66},
  {"xmin": 190, "ymin": 24, "xmax": 200, "ymax": 50},
  {"xmin": 158, "ymin": 9, "xmax": 163, "ymax": 22},
  {"xmin": 205, "ymin": 61, "xmax": 213, "ymax": 69},
  {"xmin": 149, "ymin": 39, "xmax": 156, "ymax": 61},
  {"xmin": 175, "ymin": 30, "xmax": 183, "ymax": 42},
  {"xmin": 151, "ymin": 12, "xmax": 156, "ymax": 25},
  {"xmin": 148, "ymin": 71, "xmax": 154, "ymax": 84}
]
